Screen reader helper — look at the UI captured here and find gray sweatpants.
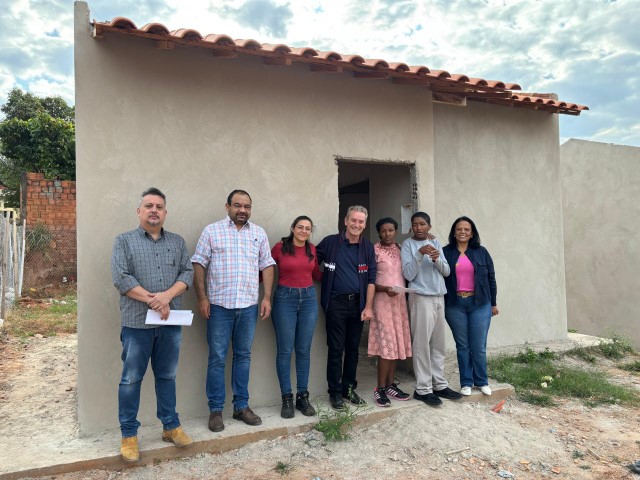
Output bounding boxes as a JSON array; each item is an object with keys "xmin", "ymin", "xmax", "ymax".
[{"xmin": 408, "ymin": 294, "xmax": 448, "ymax": 394}]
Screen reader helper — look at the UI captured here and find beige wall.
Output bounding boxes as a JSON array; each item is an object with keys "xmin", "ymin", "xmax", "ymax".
[
  {"xmin": 75, "ymin": 2, "xmax": 434, "ymax": 434},
  {"xmin": 433, "ymin": 102, "xmax": 568, "ymax": 347},
  {"xmin": 561, "ymin": 139, "xmax": 640, "ymax": 347}
]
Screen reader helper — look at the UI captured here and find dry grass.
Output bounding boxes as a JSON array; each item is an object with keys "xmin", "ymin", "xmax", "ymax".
[{"xmin": 2, "ymin": 285, "xmax": 77, "ymax": 340}]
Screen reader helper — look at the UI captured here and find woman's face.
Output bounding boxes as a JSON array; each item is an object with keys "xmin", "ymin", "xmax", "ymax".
[
  {"xmin": 292, "ymin": 219, "xmax": 313, "ymax": 244},
  {"xmin": 411, "ymin": 217, "xmax": 431, "ymax": 240},
  {"xmin": 378, "ymin": 223, "xmax": 397, "ymax": 245},
  {"xmin": 454, "ymin": 221, "xmax": 473, "ymax": 244}
]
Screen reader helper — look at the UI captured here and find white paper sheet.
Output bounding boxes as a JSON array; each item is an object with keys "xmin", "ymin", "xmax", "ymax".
[
  {"xmin": 145, "ymin": 309, "xmax": 194, "ymax": 326},
  {"xmin": 391, "ymin": 285, "xmax": 417, "ymax": 294}
]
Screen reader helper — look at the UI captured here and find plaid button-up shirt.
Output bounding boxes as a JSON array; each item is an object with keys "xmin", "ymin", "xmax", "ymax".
[
  {"xmin": 111, "ymin": 226, "xmax": 194, "ymax": 328},
  {"xmin": 191, "ymin": 217, "xmax": 275, "ymax": 309}
]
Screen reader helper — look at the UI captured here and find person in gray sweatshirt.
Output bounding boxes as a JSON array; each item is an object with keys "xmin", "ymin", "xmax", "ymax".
[{"xmin": 401, "ymin": 212, "xmax": 462, "ymax": 406}]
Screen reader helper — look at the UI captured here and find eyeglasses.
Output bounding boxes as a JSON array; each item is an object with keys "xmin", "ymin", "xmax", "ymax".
[
  {"xmin": 294, "ymin": 225, "xmax": 313, "ymax": 232},
  {"xmin": 232, "ymin": 203, "xmax": 252, "ymax": 210}
]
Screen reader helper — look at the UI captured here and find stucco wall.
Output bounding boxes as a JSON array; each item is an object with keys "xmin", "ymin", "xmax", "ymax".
[
  {"xmin": 75, "ymin": 3, "xmax": 435, "ymax": 434},
  {"xmin": 433, "ymin": 101, "xmax": 567, "ymax": 347},
  {"xmin": 561, "ymin": 139, "xmax": 640, "ymax": 347}
]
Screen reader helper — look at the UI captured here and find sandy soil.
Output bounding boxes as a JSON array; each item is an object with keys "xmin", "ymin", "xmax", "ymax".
[{"xmin": 1, "ymin": 334, "xmax": 639, "ymax": 480}]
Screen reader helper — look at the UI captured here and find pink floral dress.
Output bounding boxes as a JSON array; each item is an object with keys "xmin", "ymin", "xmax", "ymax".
[{"xmin": 368, "ymin": 242, "xmax": 412, "ymax": 360}]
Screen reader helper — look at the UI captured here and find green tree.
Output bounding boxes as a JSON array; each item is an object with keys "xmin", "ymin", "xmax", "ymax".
[{"xmin": 0, "ymin": 88, "xmax": 75, "ymax": 207}]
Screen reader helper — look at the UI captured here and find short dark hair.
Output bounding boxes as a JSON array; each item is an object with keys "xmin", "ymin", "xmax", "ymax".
[
  {"xmin": 375, "ymin": 217, "xmax": 398, "ymax": 233},
  {"xmin": 411, "ymin": 211, "xmax": 431, "ymax": 225},
  {"xmin": 140, "ymin": 187, "xmax": 166, "ymax": 204},
  {"xmin": 447, "ymin": 216, "xmax": 481, "ymax": 248},
  {"xmin": 226, "ymin": 189, "xmax": 252, "ymax": 205}
]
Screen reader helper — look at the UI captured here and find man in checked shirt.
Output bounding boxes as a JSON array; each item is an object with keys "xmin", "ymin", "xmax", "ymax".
[
  {"xmin": 111, "ymin": 187, "xmax": 194, "ymax": 463},
  {"xmin": 192, "ymin": 189, "xmax": 275, "ymax": 432}
]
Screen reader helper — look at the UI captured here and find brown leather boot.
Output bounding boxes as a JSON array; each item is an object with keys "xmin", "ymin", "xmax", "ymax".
[
  {"xmin": 232, "ymin": 407, "xmax": 262, "ymax": 426},
  {"xmin": 162, "ymin": 425, "xmax": 193, "ymax": 448},
  {"xmin": 208, "ymin": 411, "xmax": 224, "ymax": 432},
  {"xmin": 120, "ymin": 436, "xmax": 139, "ymax": 463}
]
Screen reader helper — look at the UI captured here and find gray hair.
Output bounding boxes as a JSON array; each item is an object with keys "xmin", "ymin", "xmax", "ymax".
[
  {"xmin": 139, "ymin": 187, "xmax": 166, "ymax": 206},
  {"xmin": 346, "ymin": 205, "xmax": 368, "ymax": 220}
]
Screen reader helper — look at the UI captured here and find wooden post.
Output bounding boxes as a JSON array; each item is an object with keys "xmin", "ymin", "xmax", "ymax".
[
  {"xmin": 12, "ymin": 211, "xmax": 19, "ymax": 298},
  {"xmin": 18, "ymin": 219, "xmax": 26, "ymax": 298},
  {"xmin": 0, "ymin": 213, "xmax": 9, "ymax": 319}
]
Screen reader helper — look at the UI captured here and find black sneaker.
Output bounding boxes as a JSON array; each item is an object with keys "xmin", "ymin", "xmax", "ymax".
[
  {"xmin": 329, "ymin": 393, "xmax": 345, "ymax": 410},
  {"xmin": 385, "ymin": 383, "xmax": 411, "ymax": 401},
  {"xmin": 295, "ymin": 391, "xmax": 316, "ymax": 416},
  {"xmin": 433, "ymin": 387, "xmax": 463, "ymax": 400},
  {"xmin": 413, "ymin": 391, "xmax": 443, "ymax": 406},
  {"xmin": 343, "ymin": 389, "xmax": 366, "ymax": 405},
  {"xmin": 373, "ymin": 387, "xmax": 391, "ymax": 407},
  {"xmin": 281, "ymin": 393, "xmax": 294, "ymax": 418}
]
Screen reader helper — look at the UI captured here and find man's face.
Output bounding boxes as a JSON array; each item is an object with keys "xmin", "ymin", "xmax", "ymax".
[
  {"xmin": 344, "ymin": 211, "xmax": 367, "ymax": 239},
  {"xmin": 226, "ymin": 193, "xmax": 252, "ymax": 226},
  {"xmin": 137, "ymin": 194, "xmax": 167, "ymax": 229}
]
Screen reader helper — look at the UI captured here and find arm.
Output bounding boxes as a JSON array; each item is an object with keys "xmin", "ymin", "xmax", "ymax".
[
  {"xmin": 485, "ymin": 248, "xmax": 499, "ymax": 314},
  {"xmin": 260, "ymin": 265, "xmax": 275, "ymax": 320},
  {"xmin": 361, "ymin": 243, "xmax": 376, "ymax": 321},
  {"xmin": 311, "ymin": 244, "xmax": 322, "ymax": 281},
  {"xmin": 401, "ymin": 240, "xmax": 421, "ymax": 281},
  {"xmin": 434, "ymin": 242, "xmax": 450, "ymax": 277},
  {"xmin": 148, "ymin": 237, "xmax": 194, "ymax": 314},
  {"xmin": 361, "ymin": 283, "xmax": 375, "ymax": 321},
  {"xmin": 193, "ymin": 263, "xmax": 210, "ymax": 320},
  {"xmin": 316, "ymin": 237, "xmax": 326, "ymax": 267},
  {"xmin": 111, "ymin": 235, "xmax": 141, "ymax": 296}
]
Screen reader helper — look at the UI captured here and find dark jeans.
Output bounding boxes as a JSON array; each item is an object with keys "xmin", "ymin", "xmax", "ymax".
[
  {"xmin": 272, "ymin": 286, "xmax": 318, "ymax": 395},
  {"xmin": 118, "ymin": 326, "xmax": 182, "ymax": 438},
  {"xmin": 325, "ymin": 295, "xmax": 364, "ymax": 395}
]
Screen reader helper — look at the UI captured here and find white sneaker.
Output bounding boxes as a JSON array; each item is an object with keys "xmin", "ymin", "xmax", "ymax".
[
  {"xmin": 460, "ymin": 386, "xmax": 472, "ymax": 396},
  {"xmin": 479, "ymin": 385, "xmax": 492, "ymax": 396}
]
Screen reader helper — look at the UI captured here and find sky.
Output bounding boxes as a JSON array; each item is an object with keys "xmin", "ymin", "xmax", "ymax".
[{"xmin": 0, "ymin": 0, "xmax": 638, "ymax": 146}]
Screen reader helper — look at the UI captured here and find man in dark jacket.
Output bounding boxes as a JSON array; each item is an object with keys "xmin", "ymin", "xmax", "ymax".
[{"xmin": 316, "ymin": 205, "xmax": 376, "ymax": 409}]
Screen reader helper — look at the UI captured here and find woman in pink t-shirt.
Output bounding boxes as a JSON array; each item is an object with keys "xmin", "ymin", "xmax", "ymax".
[
  {"xmin": 442, "ymin": 216, "xmax": 499, "ymax": 397},
  {"xmin": 271, "ymin": 216, "xmax": 322, "ymax": 419}
]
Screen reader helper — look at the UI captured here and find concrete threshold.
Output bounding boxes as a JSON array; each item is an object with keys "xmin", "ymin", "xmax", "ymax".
[
  {"xmin": 16, "ymin": 334, "xmax": 615, "ymax": 480},
  {"xmin": 1, "ymin": 355, "xmax": 515, "ymax": 480}
]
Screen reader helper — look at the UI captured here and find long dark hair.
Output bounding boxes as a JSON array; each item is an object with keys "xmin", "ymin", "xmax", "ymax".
[
  {"xmin": 281, "ymin": 215, "xmax": 314, "ymax": 261},
  {"xmin": 447, "ymin": 216, "xmax": 481, "ymax": 248}
]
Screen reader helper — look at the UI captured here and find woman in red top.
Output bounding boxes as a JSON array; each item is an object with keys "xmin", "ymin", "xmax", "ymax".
[{"xmin": 271, "ymin": 216, "xmax": 322, "ymax": 419}]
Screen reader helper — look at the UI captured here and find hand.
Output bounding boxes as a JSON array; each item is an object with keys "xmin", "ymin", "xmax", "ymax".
[
  {"xmin": 492, "ymin": 306, "xmax": 500, "ymax": 316},
  {"xmin": 260, "ymin": 298, "xmax": 272, "ymax": 320},
  {"xmin": 148, "ymin": 291, "xmax": 172, "ymax": 311},
  {"xmin": 198, "ymin": 297, "xmax": 210, "ymax": 320},
  {"xmin": 427, "ymin": 249, "xmax": 439, "ymax": 262},
  {"xmin": 427, "ymin": 233, "xmax": 436, "ymax": 240},
  {"xmin": 361, "ymin": 307, "xmax": 373, "ymax": 322},
  {"xmin": 385, "ymin": 286, "xmax": 399, "ymax": 297},
  {"xmin": 159, "ymin": 305, "xmax": 170, "ymax": 321}
]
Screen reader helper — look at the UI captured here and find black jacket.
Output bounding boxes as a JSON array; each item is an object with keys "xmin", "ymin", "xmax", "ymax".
[{"xmin": 442, "ymin": 245, "xmax": 497, "ymax": 307}]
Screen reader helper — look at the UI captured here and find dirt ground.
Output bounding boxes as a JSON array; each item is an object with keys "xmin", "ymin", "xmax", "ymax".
[{"xmin": 1, "ymin": 334, "xmax": 639, "ymax": 480}]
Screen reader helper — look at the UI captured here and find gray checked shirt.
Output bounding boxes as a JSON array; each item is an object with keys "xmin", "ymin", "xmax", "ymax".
[{"xmin": 111, "ymin": 226, "xmax": 194, "ymax": 328}]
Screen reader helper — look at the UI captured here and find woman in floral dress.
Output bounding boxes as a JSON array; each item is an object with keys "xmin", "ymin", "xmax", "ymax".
[{"xmin": 368, "ymin": 217, "xmax": 412, "ymax": 407}]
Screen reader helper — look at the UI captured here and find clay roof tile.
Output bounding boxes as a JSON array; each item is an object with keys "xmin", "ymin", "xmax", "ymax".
[
  {"xmin": 108, "ymin": 17, "xmax": 137, "ymax": 30},
  {"xmin": 449, "ymin": 74, "xmax": 470, "ymax": 83},
  {"xmin": 341, "ymin": 55, "xmax": 365, "ymax": 65},
  {"xmin": 388, "ymin": 62, "xmax": 410, "ymax": 72},
  {"xmin": 289, "ymin": 47, "xmax": 318, "ymax": 57},
  {"xmin": 428, "ymin": 70, "xmax": 451, "ymax": 80},
  {"xmin": 408, "ymin": 65, "xmax": 430, "ymax": 75},
  {"xmin": 140, "ymin": 23, "xmax": 170, "ymax": 35},
  {"xmin": 261, "ymin": 43, "xmax": 292, "ymax": 54},
  {"xmin": 170, "ymin": 28, "xmax": 202, "ymax": 41},
  {"xmin": 362, "ymin": 59, "xmax": 389, "ymax": 68},
  {"xmin": 203, "ymin": 34, "xmax": 235, "ymax": 46},
  {"xmin": 235, "ymin": 39, "xmax": 262, "ymax": 50},
  {"xmin": 317, "ymin": 51, "xmax": 343, "ymax": 61}
]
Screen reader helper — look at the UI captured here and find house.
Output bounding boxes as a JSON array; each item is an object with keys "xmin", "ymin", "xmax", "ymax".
[{"xmin": 74, "ymin": 1, "xmax": 587, "ymax": 433}]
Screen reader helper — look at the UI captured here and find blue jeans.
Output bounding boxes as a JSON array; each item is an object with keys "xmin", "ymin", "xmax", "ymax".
[
  {"xmin": 445, "ymin": 297, "xmax": 492, "ymax": 387},
  {"xmin": 271, "ymin": 286, "xmax": 318, "ymax": 395},
  {"xmin": 118, "ymin": 326, "xmax": 182, "ymax": 438},
  {"xmin": 206, "ymin": 304, "xmax": 258, "ymax": 412}
]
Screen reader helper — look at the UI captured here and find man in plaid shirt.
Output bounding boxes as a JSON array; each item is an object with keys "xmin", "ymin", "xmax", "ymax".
[
  {"xmin": 192, "ymin": 189, "xmax": 275, "ymax": 432},
  {"xmin": 111, "ymin": 187, "xmax": 194, "ymax": 463}
]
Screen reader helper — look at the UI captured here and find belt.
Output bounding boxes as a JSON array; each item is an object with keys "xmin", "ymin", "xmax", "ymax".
[
  {"xmin": 332, "ymin": 293, "xmax": 359, "ymax": 301},
  {"xmin": 457, "ymin": 291, "xmax": 475, "ymax": 298}
]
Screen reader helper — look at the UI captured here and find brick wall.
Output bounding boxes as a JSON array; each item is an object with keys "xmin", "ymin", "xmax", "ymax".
[{"xmin": 21, "ymin": 173, "xmax": 77, "ymax": 289}]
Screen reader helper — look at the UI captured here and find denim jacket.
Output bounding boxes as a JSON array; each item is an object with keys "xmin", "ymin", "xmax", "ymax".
[{"xmin": 442, "ymin": 245, "xmax": 497, "ymax": 307}]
